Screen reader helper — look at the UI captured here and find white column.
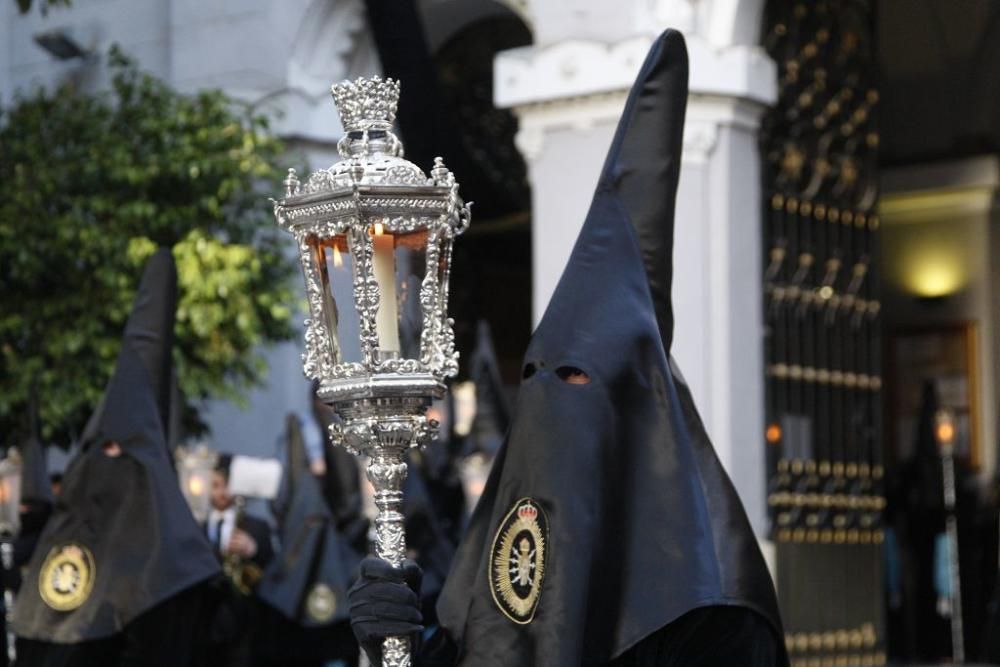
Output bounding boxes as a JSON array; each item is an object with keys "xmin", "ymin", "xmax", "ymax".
[{"xmin": 496, "ymin": 24, "xmax": 776, "ymax": 533}]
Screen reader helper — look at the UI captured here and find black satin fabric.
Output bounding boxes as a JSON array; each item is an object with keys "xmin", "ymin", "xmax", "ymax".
[
  {"xmin": 436, "ymin": 30, "xmax": 785, "ymax": 666},
  {"xmin": 257, "ymin": 414, "xmax": 359, "ymax": 629},
  {"xmin": 13, "ymin": 250, "xmax": 220, "ymax": 643},
  {"xmin": 611, "ymin": 606, "xmax": 779, "ymax": 666},
  {"xmin": 16, "ymin": 581, "xmax": 220, "ymax": 667},
  {"xmin": 421, "ymin": 605, "xmax": 778, "ymax": 667},
  {"xmin": 252, "ymin": 600, "xmax": 360, "ymax": 667}
]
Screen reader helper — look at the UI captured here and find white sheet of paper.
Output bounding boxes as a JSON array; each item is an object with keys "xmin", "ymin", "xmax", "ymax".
[{"xmin": 228, "ymin": 455, "xmax": 283, "ymax": 499}]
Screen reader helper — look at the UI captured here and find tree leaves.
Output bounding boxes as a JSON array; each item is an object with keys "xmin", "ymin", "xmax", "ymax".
[{"xmin": 0, "ymin": 47, "xmax": 295, "ymax": 444}]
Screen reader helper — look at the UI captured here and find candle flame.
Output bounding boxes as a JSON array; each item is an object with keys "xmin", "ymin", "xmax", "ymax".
[
  {"xmin": 935, "ymin": 409, "xmax": 957, "ymax": 446},
  {"xmin": 332, "ymin": 245, "xmax": 343, "ymax": 268},
  {"xmin": 374, "ymin": 222, "xmax": 385, "ymax": 236},
  {"xmin": 936, "ymin": 421, "xmax": 955, "ymax": 445},
  {"xmin": 189, "ymin": 476, "xmax": 204, "ymax": 496}
]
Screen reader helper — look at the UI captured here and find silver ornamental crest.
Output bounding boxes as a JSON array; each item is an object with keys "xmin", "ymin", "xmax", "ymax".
[{"xmin": 490, "ymin": 498, "xmax": 548, "ymax": 624}]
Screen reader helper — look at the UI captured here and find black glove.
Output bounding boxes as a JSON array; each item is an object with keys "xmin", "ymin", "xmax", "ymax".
[{"xmin": 349, "ymin": 556, "xmax": 424, "ymax": 664}]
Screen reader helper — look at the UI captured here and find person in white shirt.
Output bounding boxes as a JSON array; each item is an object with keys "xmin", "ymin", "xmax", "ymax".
[{"xmin": 208, "ymin": 454, "xmax": 274, "ymax": 569}]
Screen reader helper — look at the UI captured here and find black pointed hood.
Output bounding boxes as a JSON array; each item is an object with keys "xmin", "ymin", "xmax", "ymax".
[
  {"xmin": 464, "ymin": 320, "xmax": 510, "ymax": 458},
  {"xmin": 599, "ymin": 32, "xmax": 686, "ymax": 352},
  {"xmin": 80, "ymin": 247, "xmax": 177, "ymax": 446},
  {"xmin": 20, "ymin": 430, "xmax": 53, "ymax": 508},
  {"xmin": 20, "ymin": 394, "xmax": 53, "ymax": 507},
  {"xmin": 258, "ymin": 414, "xmax": 360, "ymax": 628},
  {"xmin": 14, "ymin": 248, "xmax": 219, "ymax": 643},
  {"xmin": 437, "ymin": 30, "xmax": 784, "ymax": 665}
]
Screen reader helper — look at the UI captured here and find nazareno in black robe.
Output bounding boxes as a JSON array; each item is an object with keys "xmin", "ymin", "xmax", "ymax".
[
  {"xmin": 432, "ymin": 30, "xmax": 788, "ymax": 666},
  {"xmin": 13, "ymin": 248, "xmax": 222, "ymax": 667},
  {"xmin": 0, "ymin": 421, "xmax": 54, "ymax": 666},
  {"xmin": 254, "ymin": 414, "xmax": 361, "ymax": 667}
]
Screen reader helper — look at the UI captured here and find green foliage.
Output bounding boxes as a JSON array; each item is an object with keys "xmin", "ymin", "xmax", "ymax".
[{"xmin": 0, "ymin": 47, "xmax": 296, "ymax": 444}]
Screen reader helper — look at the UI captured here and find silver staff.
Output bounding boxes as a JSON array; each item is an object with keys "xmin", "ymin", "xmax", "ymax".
[
  {"xmin": 273, "ymin": 76, "xmax": 469, "ymax": 667},
  {"xmin": 936, "ymin": 409, "xmax": 964, "ymax": 664},
  {"xmin": 0, "ymin": 450, "xmax": 22, "ymax": 665}
]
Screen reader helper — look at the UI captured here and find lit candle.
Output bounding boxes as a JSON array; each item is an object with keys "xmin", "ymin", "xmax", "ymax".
[
  {"xmin": 371, "ymin": 223, "xmax": 400, "ymax": 354},
  {"xmin": 189, "ymin": 476, "xmax": 204, "ymax": 497}
]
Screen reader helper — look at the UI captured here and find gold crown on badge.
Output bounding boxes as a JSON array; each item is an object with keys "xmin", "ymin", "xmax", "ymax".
[{"xmin": 517, "ymin": 503, "xmax": 538, "ymax": 521}]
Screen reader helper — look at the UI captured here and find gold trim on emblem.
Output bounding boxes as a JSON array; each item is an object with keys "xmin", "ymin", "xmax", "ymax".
[
  {"xmin": 305, "ymin": 582, "xmax": 337, "ymax": 623},
  {"xmin": 489, "ymin": 498, "xmax": 548, "ymax": 625},
  {"xmin": 39, "ymin": 543, "xmax": 96, "ymax": 612}
]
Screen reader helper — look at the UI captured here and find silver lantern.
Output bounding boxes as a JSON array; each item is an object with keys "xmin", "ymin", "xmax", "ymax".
[
  {"xmin": 273, "ymin": 76, "xmax": 469, "ymax": 667},
  {"xmin": 0, "ymin": 451, "xmax": 21, "ymax": 538},
  {"xmin": 176, "ymin": 445, "xmax": 217, "ymax": 524}
]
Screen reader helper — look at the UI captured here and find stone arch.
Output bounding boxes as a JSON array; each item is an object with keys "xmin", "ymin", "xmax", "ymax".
[
  {"xmin": 413, "ymin": 0, "xmax": 534, "ymax": 384},
  {"xmin": 418, "ymin": 0, "xmax": 533, "ymax": 52}
]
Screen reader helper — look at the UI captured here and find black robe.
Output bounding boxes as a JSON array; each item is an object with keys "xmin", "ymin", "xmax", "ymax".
[
  {"xmin": 420, "ymin": 606, "xmax": 778, "ymax": 667},
  {"xmin": 434, "ymin": 31, "xmax": 786, "ymax": 666},
  {"xmin": 16, "ymin": 582, "xmax": 220, "ymax": 667}
]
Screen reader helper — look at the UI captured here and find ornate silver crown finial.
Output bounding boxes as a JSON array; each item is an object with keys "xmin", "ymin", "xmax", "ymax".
[{"xmin": 331, "ymin": 76, "xmax": 400, "ymax": 133}]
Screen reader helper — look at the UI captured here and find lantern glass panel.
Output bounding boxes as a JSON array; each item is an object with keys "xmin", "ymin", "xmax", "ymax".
[
  {"xmin": 313, "ymin": 235, "xmax": 363, "ymax": 364},
  {"xmin": 180, "ymin": 466, "xmax": 212, "ymax": 523},
  {"xmin": 393, "ymin": 231, "xmax": 429, "ymax": 361},
  {"xmin": 0, "ymin": 459, "xmax": 21, "ymax": 535}
]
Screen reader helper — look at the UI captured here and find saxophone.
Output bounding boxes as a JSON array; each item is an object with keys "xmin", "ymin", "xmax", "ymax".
[{"xmin": 222, "ymin": 496, "xmax": 264, "ymax": 595}]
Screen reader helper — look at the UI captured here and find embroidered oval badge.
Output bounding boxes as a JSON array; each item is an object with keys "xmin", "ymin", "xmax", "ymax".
[
  {"xmin": 305, "ymin": 582, "xmax": 337, "ymax": 623},
  {"xmin": 490, "ymin": 498, "xmax": 548, "ymax": 624},
  {"xmin": 39, "ymin": 543, "xmax": 96, "ymax": 612}
]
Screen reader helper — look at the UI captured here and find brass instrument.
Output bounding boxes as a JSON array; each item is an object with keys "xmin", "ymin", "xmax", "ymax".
[{"xmin": 222, "ymin": 496, "xmax": 263, "ymax": 595}]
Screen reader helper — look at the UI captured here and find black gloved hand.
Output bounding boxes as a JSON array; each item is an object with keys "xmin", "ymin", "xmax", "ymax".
[{"xmin": 349, "ymin": 556, "xmax": 424, "ymax": 664}]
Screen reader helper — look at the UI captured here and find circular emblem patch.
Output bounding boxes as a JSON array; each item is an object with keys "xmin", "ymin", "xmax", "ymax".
[
  {"xmin": 305, "ymin": 583, "xmax": 337, "ymax": 623},
  {"xmin": 39, "ymin": 543, "xmax": 96, "ymax": 612},
  {"xmin": 490, "ymin": 498, "xmax": 548, "ymax": 624}
]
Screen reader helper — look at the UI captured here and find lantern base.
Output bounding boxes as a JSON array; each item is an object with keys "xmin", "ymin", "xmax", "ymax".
[{"xmin": 326, "ymin": 393, "xmax": 439, "ymax": 457}]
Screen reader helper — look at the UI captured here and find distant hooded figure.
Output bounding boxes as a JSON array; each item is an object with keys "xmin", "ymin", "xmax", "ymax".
[
  {"xmin": 453, "ymin": 320, "xmax": 511, "ymax": 522},
  {"xmin": 254, "ymin": 413, "xmax": 360, "ymax": 667},
  {"xmin": 402, "ymin": 456, "xmax": 458, "ymax": 627},
  {"xmin": 463, "ymin": 320, "xmax": 510, "ymax": 460},
  {"xmin": 13, "ymin": 248, "xmax": 221, "ymax": 666},
  {"xmin": 349, "ymin": 30, "xmax": 786, "ymax": 666},
  {"xmin": 0, "ymin": 414, "xmax": 54, "ymax": 666},
  {"xmin": 15, "ymin": 413, "xmax": 55, "ymax": 568},
  {"xmin": 898, "ymin": 382, "xmax": 984, "ymax": 661}
]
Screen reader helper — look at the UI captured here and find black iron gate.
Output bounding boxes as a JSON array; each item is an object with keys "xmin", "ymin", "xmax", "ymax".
[{"xmin": 760, "ymin": 2, "xmax": 884, "ymax": 665}]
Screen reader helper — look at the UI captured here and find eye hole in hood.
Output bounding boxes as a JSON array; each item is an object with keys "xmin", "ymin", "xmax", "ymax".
[{"xmin": 555, "ymin": 366, "xmax": 591, "ymax": 385}]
